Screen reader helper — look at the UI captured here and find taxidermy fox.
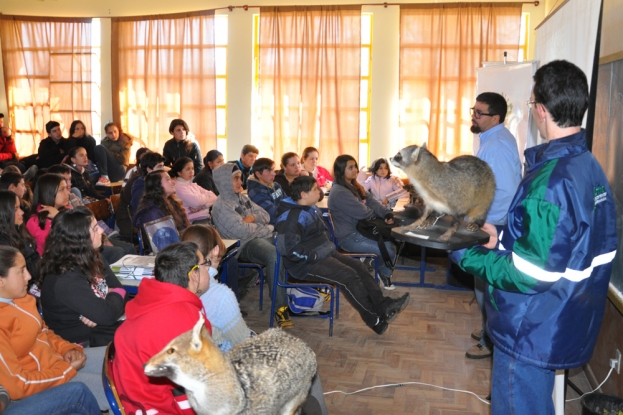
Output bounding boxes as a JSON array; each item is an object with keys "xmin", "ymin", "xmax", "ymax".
[
  {"xmin": 144, "ymin": 313, "xmax": 317, "ymax": 415},
  {"xmin": 390, "ymin": 143, "xmax": 495, "ymax": 241}
]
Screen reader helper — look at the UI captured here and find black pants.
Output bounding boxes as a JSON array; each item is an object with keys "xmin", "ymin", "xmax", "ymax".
[{"xmin": 304, "ymin": 252, "xmax": 391, "ymax": 328}]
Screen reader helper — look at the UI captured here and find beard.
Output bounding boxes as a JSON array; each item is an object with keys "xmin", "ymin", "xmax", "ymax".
[{"xmin": 470, "ymin": 124, "xmax": 481, "ymax": 134}]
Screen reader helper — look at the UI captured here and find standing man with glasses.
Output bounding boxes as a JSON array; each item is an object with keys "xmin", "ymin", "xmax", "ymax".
[
  {"xmin": 450, "ymin": 92, "xmax": 522, "ymax": 359},
  {"xmin": 460, "ymin": 60, "xmax": 617, "ymax": 414}
]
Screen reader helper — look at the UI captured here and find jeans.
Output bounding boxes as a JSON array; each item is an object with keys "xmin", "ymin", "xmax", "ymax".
[
  {"xmin": 72, "ymin": 346, "xmax": 109, "ymax": 410},
  {"xmin": 306, "ymin": 252, "xmax": 391, "ymax": 328},
  {"xmin": 491, "ymin": 348, "xmax": 555, "ymax": 415},
  {"xmin": 338, "ymin": 231, "xmax": 396, "ymax": 278},
  {"xmin": 239, "ymin": 237, "xmax": 287, "ymax": 309},
  {"xmin": 94, "ymin": 145, "xmax": 126, "ymax": 182},
  {"xmin": 4, "ymin": 382, "xmax": 101, "ymax": 415}
]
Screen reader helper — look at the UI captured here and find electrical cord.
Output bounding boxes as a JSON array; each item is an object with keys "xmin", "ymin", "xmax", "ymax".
[{"xmin": 565, "ymin": 367, "xmax": 614, "ymax": 402}]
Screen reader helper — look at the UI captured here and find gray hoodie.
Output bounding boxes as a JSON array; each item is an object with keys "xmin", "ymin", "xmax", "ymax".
[{"xmin": 211, "ymin": 163, "xmax": 274, "ymax": 248}]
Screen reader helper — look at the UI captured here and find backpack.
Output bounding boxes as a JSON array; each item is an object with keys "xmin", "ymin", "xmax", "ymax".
[
  {"xmin": 286, "ymin": 287, "xmax": 324, "ymax": 314},
  {"xmin": 356, "ymin": 216, "xmax": 400, "ymax": 269}
]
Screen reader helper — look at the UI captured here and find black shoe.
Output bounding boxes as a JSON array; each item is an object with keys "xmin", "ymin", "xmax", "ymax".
[
  {"xmin": 384, "ymin": 293, "xmax": 410, "ymax": 323},
  {"xmin": 372, "ymin": 319, "xmax": 388, "ymax": 335}
]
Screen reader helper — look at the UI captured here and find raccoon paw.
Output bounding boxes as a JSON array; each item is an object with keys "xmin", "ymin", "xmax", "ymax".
[{"xmin": 466, "ymin": 222, "xmax": 481, "ymax": 232}]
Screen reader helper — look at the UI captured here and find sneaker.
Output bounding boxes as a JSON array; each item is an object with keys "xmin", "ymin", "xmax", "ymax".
[
  {"xmin": 465, "ymin": 343, "xmax": 493, "ymax": 359},
  {"xmin": 471, "ymin": 329, "xmax": 482, "ymax": 342},
  {"xmin": 381, "ymin": 276, "xmax": 396, "ymax": 291},
  {"xmin": 372, "ymin": 319, "xmax": 388, "ymax": 335},
  {"xmin": 384, "ymin": 293, "xmax": 410, "ymax": 323},
  {"xmin": 274, "ymin": 306, "xmax": 294, "ymax": 329},
  {"xmin": 96, "ymin": 176, "xmax": 111, "ymax": 186},
  {"xmin": 316, "ymin": 287, "xmax": 331, "ymax": 302}
]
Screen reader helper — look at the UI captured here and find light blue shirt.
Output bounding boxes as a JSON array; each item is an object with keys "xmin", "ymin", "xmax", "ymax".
[{"xmin": 477, "ymin": 123, "xmax": 522, "ymax": 226}]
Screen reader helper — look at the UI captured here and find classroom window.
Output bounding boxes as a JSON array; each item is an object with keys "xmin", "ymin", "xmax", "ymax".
[{"xmin": 215, "ymin": 15, "xmax": 228, "ymax": 155}]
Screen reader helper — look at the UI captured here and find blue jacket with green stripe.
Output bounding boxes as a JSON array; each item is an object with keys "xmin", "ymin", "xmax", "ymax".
[{"xmin": 460, "ymin": 130, "xmax": 617, "ymax": 370}]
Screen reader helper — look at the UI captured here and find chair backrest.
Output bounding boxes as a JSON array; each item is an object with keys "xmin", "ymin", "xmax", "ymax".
[
  {"xmin": 102, "ymin": 342, "xmax": 126, "ymax": 415},
  {"xmin": 86, "ymin": 198, "xmax": 112, "ymax": 221},
  {"xmin": 325, "ymin": 211, "xmax": 339, "ymax": 248},
  {"xmin": 110, "ymin": 194, "xmax": 121, "ymax": 214},
  {"xmin": 143, "ymin": 215, "xmax": 180, "ymax": 254}
]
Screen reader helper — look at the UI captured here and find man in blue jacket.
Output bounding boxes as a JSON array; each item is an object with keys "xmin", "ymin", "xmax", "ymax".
[{"xmin": 460, "ymin": 60, "xmax": 617, "ymax": 414}]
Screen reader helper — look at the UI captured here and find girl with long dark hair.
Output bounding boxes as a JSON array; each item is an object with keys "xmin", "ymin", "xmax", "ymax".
[
  {"xmin": 69, "ymin": 120, "xmax": 96, "ymax": 165},
  {"xmin": 194, "ymin": 149, "xmax": 223, "ymax": 195},
  {"xmin": 133, "ymin": 170, "xmax": 190, "ymax": 233},
  {"xmin": 65, "ymin": 147, "xmax": 104, "ymax": 201},
  {"xmin": 327, "ymin": 155, "xmax": 397, "ymax": 289},
  {"xmin": 40, "ymin": 207, "xmax": 126, "ymax": 346},
  {"xmin": 162, "ymin": 119, "xmax": 203, "ymax": 175}
]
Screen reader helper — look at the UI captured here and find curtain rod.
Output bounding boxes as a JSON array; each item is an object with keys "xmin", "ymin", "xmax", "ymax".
[{"xmin": 216, "ymin": 1, "xmax": 539, "ymax": 11}]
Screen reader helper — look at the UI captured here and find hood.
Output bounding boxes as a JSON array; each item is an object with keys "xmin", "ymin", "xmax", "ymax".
[
  {"xmin": 247, "ymin": 175, "xmax": 274, "ymax": 190},
  {"xmin": 213, "ymin": 163, "xmax": 241, "ymax": 202},
  {"xmin": 277, "ymin": 197, "xmax": 310, "ymax": 216},
  {"xmin": 125, "ymin": 278, "xmax": 201, "ymax": 320}
]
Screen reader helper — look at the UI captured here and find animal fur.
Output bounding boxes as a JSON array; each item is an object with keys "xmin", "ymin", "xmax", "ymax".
[
  {"xmin": 144, "ymin": 313, "xmax": 317, "ymax": 415},
  {"xmin": 390, "ymin": 143, "xmax": 495, "ymax": 241}
]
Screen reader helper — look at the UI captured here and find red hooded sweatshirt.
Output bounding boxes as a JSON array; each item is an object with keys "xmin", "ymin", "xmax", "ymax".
[{"xmin": 112, "ymin": 278, "xmax": 211, "ymax": 415}]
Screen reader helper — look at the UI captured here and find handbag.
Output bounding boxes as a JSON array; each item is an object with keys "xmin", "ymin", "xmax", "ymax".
[{"xmin": 356, "ymin": 216, "xmax": 399, "ymax": 269}]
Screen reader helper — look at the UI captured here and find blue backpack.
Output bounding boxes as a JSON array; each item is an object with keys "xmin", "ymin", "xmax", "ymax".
[{"xmin": 286, "ymin": 287, "xmax": 324, "ymax": 314}]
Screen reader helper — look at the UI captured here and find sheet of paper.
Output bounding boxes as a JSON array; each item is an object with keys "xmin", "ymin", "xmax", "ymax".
[{"xmin": 405, "ymin": 232, "xmax": 430, "ymax": 240}]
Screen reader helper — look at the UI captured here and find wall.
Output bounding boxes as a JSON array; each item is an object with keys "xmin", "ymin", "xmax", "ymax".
[{"xmin": 0, "ymin": 0, "xmax": 546, "ymax": 163}]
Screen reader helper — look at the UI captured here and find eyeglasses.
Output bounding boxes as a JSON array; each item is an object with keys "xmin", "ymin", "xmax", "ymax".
[
  {"xmin": 526, "ymin": 100, "xmax": 538, "ymax": 109},
  {"xmin": 187, "ymin": 259, "xmax": 211, "ymax": 277},
  {"xmin": 470, "ymin": 108, "xmax": 494, "ymax": 119}
]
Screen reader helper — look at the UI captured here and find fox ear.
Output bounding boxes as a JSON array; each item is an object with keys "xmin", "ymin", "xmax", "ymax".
[
  {"xmin": 191, "ymin": 313, "xmax": 205, "ymax": 351},
  {"xmin": 421, "ymin": 142, "xmax": 427, "ymax": 150}
]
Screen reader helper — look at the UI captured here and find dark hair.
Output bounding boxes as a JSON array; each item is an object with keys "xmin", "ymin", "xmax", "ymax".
[
  {"xmin": 41, "ymin": 207, "xmax": 104, "ymax": 285},
  {"xmin": 0, "ymin": 246, "xmax": 20, "ymax": 279},
  {"xmin": 203, "ymin": 150, "xmax": 223, "ymax": 168},
  {"xmin": 180, "ymin": 225, "xmax": 226, "ymax": 261},
  {"xmin": 369, "ymin": 158, "xmax": 392, "ymax": 180},
  {"xmin": 251, "ymin": 158, "xmax": 275, "ymax": 178},
  {"xmin": 69, "ymin": 120, "xmax": 87, "ymax": 138},
  {"xmin": 139, "ymin": 152, "xmax": 165, "ymax": 176},
  {"xmin": 533, "ymin": 60, "xmax": 588, "ymax": 128},
  {"xmin": 280, "ymin": 152, "xmax": 299, "ymax": 168},
  {"xmin": 104, "ymin": 122, "xmax": 122, "ymax": 135},
  {"xmin": 67, "ymin": 146, "xmax": 86, "ymax": 160},
  {"xmin": 47, "ymin": 164, "xmax": 71, "ymax": 175},
  {"xmin": 290, "ymin": 176, "xmax": 317, "ymax": 201},
  {"xmin": 1, "ymin": 165, "xmax": 20, "ymax": 175},
  {"xmin": 0, "ymin": 113, "xmax": 4, "ymax": 119},
  {"xmin": 169, "ymin": 119, "xmax": 190, "ymax": 135},
  {"xmin": 170, "ymin": 157, "xmax": 194, "ymax": 178},
  {"xmin": 154, "ymin": 241, "xmax": 199, "ymax": 288},
  {"xmin": 45, "ymin": 121, "xmax": 60, "ymax": 134},
  {"xmin": 241, "ymin": 144, "xmax": 259, "ymax": 156},
  {"xmin": 32, "ymin": 173, "xmax": 65, "ymax": 230},
  {"xmin": 0, "ymin": 190, "xmax": 35, "ymax": 252},
  {"xmin": 333, "ymin": 155, "xmax": 366, "ymax": 199},
  {"xmin": 301, "ymin": 147, "xmax": 319, "ymax": 160},
  {"xmin": 135, "ymin": 147, "xmax": 150, "ymax": 163},
  {"xmin": 138, "ymin": 171, "xmax": 190, "ymax": 231},
  {"xmin": 0, "ymin": 172, "xmax": 24, "ymax": 189},
  {"xmin": 475, "ymin": 92, "xmax": 508, "ymax": 123}
]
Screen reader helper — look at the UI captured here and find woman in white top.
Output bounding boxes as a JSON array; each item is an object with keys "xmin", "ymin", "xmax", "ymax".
[{"xmin": 169, "ymin": 157, "xmax": 217, "ymax": 223}]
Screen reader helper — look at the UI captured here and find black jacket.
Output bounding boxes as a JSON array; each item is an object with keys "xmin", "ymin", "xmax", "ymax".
[
  {"xmin": 36, "ymin": 137, "xmax": 77, "ymax": 169},
  {"xmin": 163, "ymin": 138, "xmax": 203, "ymax": 175},
  {"xmin": 0, "ymin": 232, "xmax": 40, "ymax": 281},
  {"xmin": 194, "ymin": 167, "xmax": 219, "ymax": 196},
  {"xmin": 73, "ymin": 134, "xmax": 97, "ymax": 162},
  {"xmin": 66, "ymin": 164, "xmax": 104, "ymax": 200}
]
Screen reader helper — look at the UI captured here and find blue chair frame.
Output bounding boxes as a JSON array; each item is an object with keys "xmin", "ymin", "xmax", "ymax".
[
  {"xmin": 270, "ymin": 234, "xmax": 338, "ymax": 337},
  {"xmin": 238, "ymin": 262, "xmax": 265, "ymax": 311},
  {"xmin": 102, "ymin": 342, "xmax": 126, "ymax": 415}
]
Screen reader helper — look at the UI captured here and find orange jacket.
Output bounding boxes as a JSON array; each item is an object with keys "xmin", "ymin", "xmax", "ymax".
[{"xmin": 0, "ymin": 295, "xmax": 83, "ymax": 399}]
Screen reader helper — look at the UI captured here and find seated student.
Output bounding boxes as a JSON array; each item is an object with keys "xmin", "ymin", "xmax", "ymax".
[
  {"xmin": 133, "ymin": 170, "xmax": 190, "ymax": 234},
  {"xmin": 327, "ymin": 155, "xmax": 397, "ymax": 290},
  {"xmin": 120, "ymin": 151, "xmax": 164, "ymax": 237},
  {"xmin": 0, "ymin": 246, "xmax": 109, "ymax": 411},
  {"xmin": 274, "ymin": 152, "xmax": 311, "ymax": 197},
  {"xmin": 68, "ymin": 120, "xmax": 97, "ymax": 172},
  {"xmin": 181, "ymin": 225, "xmax": 253, "ymax": 351},
  {"xmin": 0, "ymin": 172, "xmax": 27, "ymax": 200},
  {"xmin": 356, "ymin": 157, "xmax": 407, "ymax": 209},
  {"xmin": 113, "ymin": 242, "xmax": 212, "ymax": 415},
  {"xmin": 228, "ymin": 144, "xmax": 258, "ymax": 190},
  {"xmin": 65, "ymin": 147, "xmax": 105, "ymax": 201},
  {"xmin": 170, "ymin": 156, "xmax": 217, "ymax": 223},
  {"xmin": 123, "ymin": 147, "xmax": 150, "ymax": 185},
  {"xmin": 0, "ymin": 382, "xmax": 100, "ymax": 415},
  {"xmin": 301, "ymin": 147, "xmax": 333, "ymax": 187},
  {"xmin": 247, "ymin": 157, "xmax": 284, "ymax": 225},
  {"xmin": 276, "ymin": 176, "xmax": 409, "ymax": 334},
  {"xmin": 163, "ymin": 119, "xmax": 203, "ymax": 175},
  {"xmin": 36, "ymin": 121, "xmax": 76, "ymax": 169},
  {"xmin": 94, "ymin": 122, "xmax": 133, "ymax": 185},
  {"xmin": 0, "ymin": 190, "xmax": 40, "ymax": 288},
  {"xmin": 211, "ymin": 163, "xmax": 291, "ymax": 327},
  {"xmin": 0, "ymin": 127, "xmax": 25, "ymax": 173},
  {"xmin": 40, "ymin": 207, "xmax": 127, "ymax": 346},
  {"xmin": 194, "ymin": 149, "xmax": 224, "ymax": 195}
]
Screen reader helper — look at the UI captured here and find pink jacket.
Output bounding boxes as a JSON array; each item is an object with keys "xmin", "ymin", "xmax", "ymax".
[
  {"xmin": 26, "ymin": 209, "xmax": 52, "ymax": 256},
  {"xmin": 356, "ymin": 171, "xmax": 407, "ymax": 209},
  {"xmin": 174, "ymin": 178, "xmax": 217, "ymax": 222},
  {"xmin": 311, "ymin": 166, "xmax": 333, "ymax": 186}
]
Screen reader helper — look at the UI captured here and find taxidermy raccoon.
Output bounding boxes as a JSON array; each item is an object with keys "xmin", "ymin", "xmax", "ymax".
[{"xmin": 390, "ymin": 143, "xmax": 495, "ymax": 241}]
